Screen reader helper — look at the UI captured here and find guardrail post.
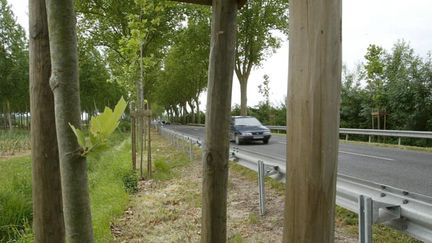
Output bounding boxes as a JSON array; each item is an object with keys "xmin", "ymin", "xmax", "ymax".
[
  {"xmin": 398, "ymin": 137, "xmax": 401, "ymax": 146},
  {"xmin": 258, "ymin": 160, "xmax": 266, "ymax": 216},
  {"xmin": 359, "ymin": 195, "xmax": 373, "ymax": 243},
  {"xmin": 368, "ymin": 135, "xmax": 372, "ymax": 143},
  {"xmin": 345, "ymin": 134, "xmax": 349, "ymax": 141}
]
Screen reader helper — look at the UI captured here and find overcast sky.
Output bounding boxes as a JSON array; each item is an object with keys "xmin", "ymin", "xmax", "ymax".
[{"xmin": 9, "ymin": 0, "xmax": 432, "ymax": 108}]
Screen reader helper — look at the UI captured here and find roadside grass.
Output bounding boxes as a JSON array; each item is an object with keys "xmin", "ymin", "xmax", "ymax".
[
  {"xmin": 112, "ymin": 130, "xmax": 200, "ymax": 242},
  {"xmin": 0, "ymin": 131, "xmax": 136, "ymax": 242},
  {"xmin": 0, "ymin": 156, "xmax": 32, "ymax": 242},
  {"xmin": 0, "ymin": 130, "xmax": 31, "ymax": 157},
  {"xmin": 229, "ymin": 162, "xmax": 420, "ymax": 243},
  {"xmin": 88, "ymin": 134, "xmax": 136, "ymax": 242},
  {"xmin": 340, "ymin": 139, "xmax": 432, "ymax": 153}
]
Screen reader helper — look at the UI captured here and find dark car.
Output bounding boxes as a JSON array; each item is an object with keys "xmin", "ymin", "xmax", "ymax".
[{"xmin": 230, "ymin": 116, "xmax": 271, "ymax": 145}]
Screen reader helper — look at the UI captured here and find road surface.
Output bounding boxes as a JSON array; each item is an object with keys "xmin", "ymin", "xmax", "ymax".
[{"xmin": 166, "ymin": 125, "xmax": 432, "ymax": 197}]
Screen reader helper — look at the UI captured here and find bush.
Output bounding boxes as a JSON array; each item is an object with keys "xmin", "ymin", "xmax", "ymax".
[{"xmin": 122, "ymin": 170, "xmax": 138, "ymax": 193}]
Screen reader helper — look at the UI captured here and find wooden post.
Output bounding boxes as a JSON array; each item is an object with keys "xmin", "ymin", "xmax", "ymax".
[
  {"xmin": 201, "ymin": 0, "xmax": 237, "ymax": 242},
  {"xmin": 284, "ymin": 0, "xmax": 342, "ymax": 242},
  {"xmin": 147, "ymin": 108, "xmax": 152, "ymax": 178},
  {"xmin": 130, "ymin": 104, "xmax": 137, "ymax": 170}
]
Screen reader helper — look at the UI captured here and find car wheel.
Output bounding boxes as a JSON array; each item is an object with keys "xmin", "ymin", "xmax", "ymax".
[
  {"xmin": 235, "ymin": 135, "xmax": 241, "ymax": 145},
  {"xmin": 263, "ymin": 138, "xmax": 269, "ymax": 144}
]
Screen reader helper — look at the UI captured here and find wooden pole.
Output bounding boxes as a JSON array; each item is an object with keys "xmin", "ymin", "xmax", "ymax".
[
  {"xmin": 283, "ymin": 0, "xmax": 342, "ymax": 242},
  {"xmin": 147, "ymin": 108, "xmax": 152, "ymax": 178},
  {"xmin": 201, "ymin": 0, "xmax": 237, "ymax": 242},
  {"xmin": 130, "ymin": 104, "xmax": 137, "ymax": 170}
]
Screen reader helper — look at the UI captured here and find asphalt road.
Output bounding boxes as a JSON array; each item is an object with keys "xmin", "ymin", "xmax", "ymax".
[{"xmin": 166, "ymin": 125, "xmax": 432, "ymax": 197}]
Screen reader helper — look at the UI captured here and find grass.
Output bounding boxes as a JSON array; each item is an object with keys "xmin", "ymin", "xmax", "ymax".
[
  {"xmin": 340, "ymin": 139, "xmax": 432, "ymax": 153},
  {"xmin": 0, "ymin": 156, "xmax": 32, "ymax": 242},
  {"xmin": 87, "ymin": 134, "xmax": 135, "ymax": 242},
  {"xmin": 0, "ymin": 131, "xmax": 137, "ymax": 242},
  {"xmin": 229, "ymin": 161, "xmax": 420, "ymax": 243},
  {"xmin": 0, "ymin": 130, "xmax": 30, "ymax": 157}
]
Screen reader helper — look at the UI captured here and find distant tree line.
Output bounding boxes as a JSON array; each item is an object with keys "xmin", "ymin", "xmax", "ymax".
[
  {"xmin": 341, "ymin": 41, "xmax": 432, "ymax": 133},
  {"xmin": 0, "ymin": 0, "xmax": 126, "ymax": 130}
]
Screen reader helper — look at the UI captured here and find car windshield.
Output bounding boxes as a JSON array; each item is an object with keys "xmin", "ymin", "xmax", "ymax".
[{"xmin": 234, "ymin": 117, "xmax": 262, "ymax": 126}]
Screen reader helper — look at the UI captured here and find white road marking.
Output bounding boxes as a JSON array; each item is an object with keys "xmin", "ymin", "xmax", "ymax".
[
  {"xmin": 276, "ymin": 140, "xmax": 394, "ymax": 161},
  {"xmin": 339, "ymin": 151, "xmax": 394, "ymax": 161}
]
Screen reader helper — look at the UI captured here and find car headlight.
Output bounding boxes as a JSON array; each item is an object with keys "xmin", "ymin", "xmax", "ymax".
[
  {"xmin": 263, "ymin": 131, "xmax": 271, "ymax": 135},
  {"xmin": 241, "ymin": 132, "xmax": 252, "ymax": 136}
]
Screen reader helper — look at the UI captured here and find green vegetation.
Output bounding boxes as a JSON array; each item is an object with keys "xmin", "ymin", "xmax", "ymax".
[
  {"xmin": 0, "ymin": 156, "xmax": 32, "ymax": 242},
  {"xmin": 341, "ymin": 42, "xmax": 432, "ymax": 147},
  {"xmin": 0, "ymin": 130, "xmax": 30, "ymax": 157},
  {"xmin": 0, "ymin": 132, "xmax": 137, "ymax": 242}
]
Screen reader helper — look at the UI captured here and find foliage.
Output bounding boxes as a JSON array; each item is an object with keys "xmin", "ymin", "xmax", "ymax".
[
  {"xmin": 235, "ymin": 0, "xmax": 289, "ymax": 114},
  {"xmin": 0, "ymin": 134, "xmax": 134, "ymax": 242},
  {"xmin": 0, "ymin": 0, "xmax": 29, "ymax": 127},
  {"xmin": 156, "ymin": 6, "xmax": 210, "ymax": 124},
  {"xmin": 70, "ymin": 97, "xmax": 127, "ymax": 156},
  {"xmin": 341, "ymin": 41, "xmax": 432, "ymax": 146},
  {"xmin": 122, "ymin": 170, "xmax": 139, "ymax": 193},
  {"xmin": 78, "ymin": 40, "xmax": 126, "ymax": 114}
]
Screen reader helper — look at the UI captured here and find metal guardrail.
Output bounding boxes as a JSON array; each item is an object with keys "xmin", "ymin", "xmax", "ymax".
[
  {"xmin": 159, "ymin": 126, "xmax": 432, "ymax": 242},
  {"xmin": 186, "ymin": 123, "xmax": 432, "ymax": 145},
  {"xmin": 267, "ymin": 126, "xmax": 432, "ymax": 145}
]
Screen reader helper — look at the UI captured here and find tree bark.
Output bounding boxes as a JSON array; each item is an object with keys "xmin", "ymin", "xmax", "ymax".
[
  {"xmin": 283, "ymin": 0, "xmax": 342, "ymax": 242},
  {"xmin": 6, "ymin": 100, "xmax": 12, "ymax": 131},
  {"xmin": 194, "ymin": 97, "xmax": 200, "ymax": 124},
  {"xmin": 239, "ymin": 76, "xmax": 248, "ymax": 115},
  {"xmin": 29, "ymin": 0, "xmax": 65, "ymax": 241},
  {"xmin": 45, "ymin": 0, "xmax": 94, "ymax": 242},
  {"xmin": 201, "ymin": 0, "xmax": 237, "ymax": 242}
]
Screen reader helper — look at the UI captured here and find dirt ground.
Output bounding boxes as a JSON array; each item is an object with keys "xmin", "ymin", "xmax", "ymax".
[{"xmin": 111, "ymin": 135, "xmax": 357, "ymax": 243}]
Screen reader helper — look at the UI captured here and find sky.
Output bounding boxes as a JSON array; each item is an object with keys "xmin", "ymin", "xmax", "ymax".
[{"xmin": 8, "ymin": 0, "xmax": 432, "ymax": 109}]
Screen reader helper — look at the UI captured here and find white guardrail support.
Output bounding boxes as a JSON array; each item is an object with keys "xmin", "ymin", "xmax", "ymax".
[{"xmin": 159, "ymin": 126, "xmax": 432, "ymax": 242}]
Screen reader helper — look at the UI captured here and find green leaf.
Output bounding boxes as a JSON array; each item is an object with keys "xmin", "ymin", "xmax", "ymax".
[
  {"xmin": 73, "ymin": 97, "xmax": 128, "ymax": 157},
  {"xmin": 69, "ymin": 123, "xmax": 86, "ymax": 148}
]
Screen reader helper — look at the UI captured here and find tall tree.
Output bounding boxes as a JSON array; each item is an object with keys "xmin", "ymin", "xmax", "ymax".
[
  {"xmin": 29, "ymin": 0, "xmax": 65, "ymax": 241},
  {"xmin": 45, "ymin": 0, "xmax": 93, "ymax": 241},
  {"xmin": 235, "ymin": 0, "xmax": 288, "ymax": 115},
  {"xmin": 364, "ymin": 44, "xmax": 387, "ymax": 126},
  {"xmin": 0, "ymin": 0, "xmax": 28, "ymax": 131},
  {"xmin": 340, "ymin": 64, "xmax": 369, "ymax": 128},
  {"xmin": 384, "ymin": 41, "xmax": 431, "ymax": 131},
  {"xmin": 157, "ymin": 8, "xmax": 210, "ymax": 123}
]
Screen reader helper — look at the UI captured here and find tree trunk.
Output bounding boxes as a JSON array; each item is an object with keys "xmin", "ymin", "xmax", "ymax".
[
  {"xmin": 189, "ymin": 101, "xmax": 195, "ymax": 124},
  {"xmin": 239, "ymin": 76, "xmax": 248, "ymax": 115},
  {"xmin": 201, "ymin": 0, "xmax": 237, "ymax": 242},
  {"xmin": 6, "ymin": 100, "xmax": 12, "ymax": 131},
  {"xmin": 283, "ymin": 0, "xmax": 341, "ymax": 242},
  {"xmin": 29, "ymin": 0, "xmax": 65, "ymax": 241},
  {"xmin": 45, "ymin": 0, "xmax": 94, "ymax": 242},
  {"xmin": 194, "ymin": 97, "xmax": 200, "ymax": 124}
]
